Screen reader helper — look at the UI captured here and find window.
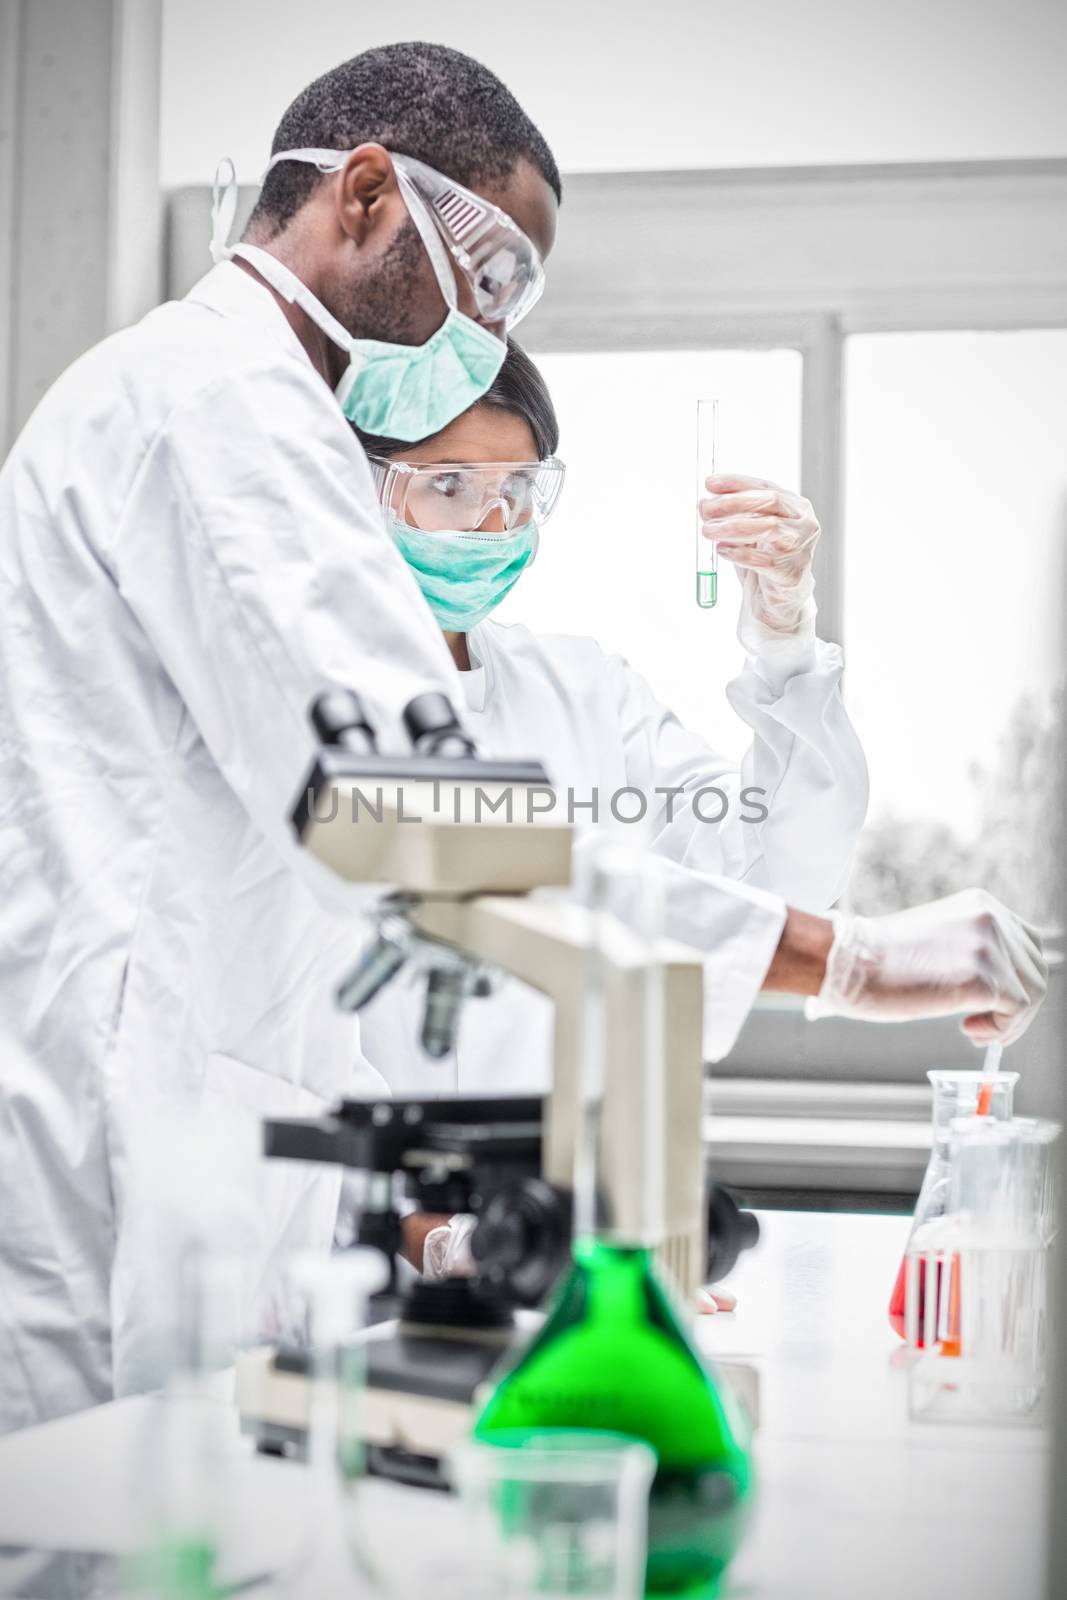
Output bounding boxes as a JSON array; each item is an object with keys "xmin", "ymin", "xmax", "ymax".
[
  {"xmin": 494, "ymin": 349, "xmax": 803, "ymax": 758},
  {"xmin": 843, "ymin": 331, "xmax": 1067, "ymax": 923}
]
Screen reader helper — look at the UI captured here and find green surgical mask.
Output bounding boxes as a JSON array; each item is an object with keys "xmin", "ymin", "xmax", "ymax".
[
  {"xmin": 211, "ymin": 157, "xmax": 506, "ymax": 442},
  {"xmin": 387, "ymin": 514, "xmax": 539, "ymax": 632},
  {"xmin": 223, "ymin": 242, "xmax": 505, "ymax": 443}
]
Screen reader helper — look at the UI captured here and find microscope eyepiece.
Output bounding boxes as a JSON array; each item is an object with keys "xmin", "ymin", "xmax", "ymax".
[
  {"xmin": 403, "ymin": 692, "xmax": 476, "ymax": 759},
  {"xmin": 310, "ymin": 689, "xmax": 377, "ymax": 753},
  {"xmin": 471, "ymin": 1178, "xmax": 572, "ymax": 1307}
]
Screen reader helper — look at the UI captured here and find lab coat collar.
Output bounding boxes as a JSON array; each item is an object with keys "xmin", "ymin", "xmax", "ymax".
[
  {"xmin": 457, "ymin": 660, "xmax": 488, "ymax": 713},
  {"xmin": 184, "ymin": 259, "xmax": 311, "ymax": 364},
  {"xmin": 462, "ymin": 624, "xmax": 492, "ymax": 711}
]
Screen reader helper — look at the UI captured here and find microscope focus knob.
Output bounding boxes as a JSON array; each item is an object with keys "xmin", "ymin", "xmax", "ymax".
[
  {"xmin": 403, "ymin": 692, "xmax": 477, "ymax": 758},
  {"xmin": 705, "ymin": 1183, "xmax": 760, "ymax": 1284},
  {"xmin": 310, "ymin": 690, "xmax": 377, "ymax": 753},
  {"xmin": 471, "ymin": 1178, "xmax": 571, "ymax": 1308}
]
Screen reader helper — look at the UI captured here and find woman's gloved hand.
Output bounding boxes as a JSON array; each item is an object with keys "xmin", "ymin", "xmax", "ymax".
[
  {"xmin": 422, "ymin": 1213, "xmax": 477, "ymax": 1279},
  {"xmin": 699, "ymin": 473, "xmax": 820, "ymax": 643},
  {"xmin": 809, "ymin": 889, "xmax": 1049, "ymax": 1044}
]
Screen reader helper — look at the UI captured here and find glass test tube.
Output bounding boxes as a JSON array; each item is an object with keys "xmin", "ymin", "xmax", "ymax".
[{"xmin": 695, "ymin": 398, "xmax": 718, "ymax": 609}]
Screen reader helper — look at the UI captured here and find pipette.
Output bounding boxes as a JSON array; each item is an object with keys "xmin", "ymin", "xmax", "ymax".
[
  {"xmin": 976, "ymin": 1041, "xmax": 1003, "ymax": 1117},
  {"xmin": 941, "ymin": 1043, "xmax": 1003, "ymax": 1357},
  {"xmin": 948, "ymin": 1046, "xmax": 1002, "ymax": 1351}
]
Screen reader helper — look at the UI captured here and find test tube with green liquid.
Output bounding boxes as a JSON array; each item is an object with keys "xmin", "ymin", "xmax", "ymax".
[{"xmin": 696, "ymin": 397, "xmax": 718, "ymax": 608}]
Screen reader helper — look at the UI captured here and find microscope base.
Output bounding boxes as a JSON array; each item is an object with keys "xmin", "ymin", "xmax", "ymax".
[
  {"xmin": 237, "ymin": 1320, "xmax": 520, "ymax": 1488},
  {"xmin": 236, "ymin": 1320, "xmax": 759, "ymax": 1490}
]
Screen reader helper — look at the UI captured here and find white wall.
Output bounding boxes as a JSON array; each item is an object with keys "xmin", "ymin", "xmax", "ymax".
[{"xmin": 160, "ymin": 0, "xmax": 1067, "ymax": 187}]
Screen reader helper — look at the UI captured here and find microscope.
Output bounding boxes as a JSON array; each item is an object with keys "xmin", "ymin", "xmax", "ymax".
[{"xmin": 236, "ymin": 690, "xmax": 759, "ymax": 1483}]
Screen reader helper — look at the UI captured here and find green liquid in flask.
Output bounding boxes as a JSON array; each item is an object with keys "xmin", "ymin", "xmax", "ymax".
[
  {"xmin": 696, "ymin": 571, "xmax": 717, "ymax": 609},
  {"xmin": 127, "ymin": 1536, "xmax": 219, "ymax": 1600},
  {"xmin": 473, "ymin": 1237, "xmax": 752, "ymax": 1596}
]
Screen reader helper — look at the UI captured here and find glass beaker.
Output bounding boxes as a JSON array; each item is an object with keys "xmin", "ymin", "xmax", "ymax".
[
  {"xmin": 888, "ymin": 1068, "xmax": 1018, "ymax": 1341},
  {"xmin": 951, "ymin": 1117, "xmax": 1058, "ymax": 1388},
  {"xmin": 906, "ymin": 1117, "xmax": 1060, "ymax": 1422},
  {"xmin": 124, "ymin": 1244, "xmax": 241, "ymax": 1600},
  {"xmin": 281, "ymin": 1250, "xmax": 387, "ymax": 1599},
  {"xmin": 449, "ymin": 1430, "xmax": 657, "ymax": 1599}
]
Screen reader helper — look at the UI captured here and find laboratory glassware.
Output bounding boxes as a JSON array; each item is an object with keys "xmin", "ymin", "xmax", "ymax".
[
  {"xmin": 888, "ymin": 1068, "xmax": 1017, "ymax": 1342},
  {"xmin": 126, "ymin": 1244, "xmax": 240, "ymax": 1600},
  {"xmin": 448, "ymin": 1430, "xmax": 656, "ymax": 1598},
  {"xmin": 281, "ymin": 1249, "xmax": 387, "ymax": 1599},
  {"xmin": 907, "ymin": 1117, "xmax": 1059, "ymax": 1423},
  {"xmin": 472, "ymin": 847, "xmax": 753, "ymax": 1597},
  {"xmin": 695, "ymin": 399, "xmax": 718, "ymax": 609},
  {"xmin": 976, "ymin": 1039, "xmax": 1003, "ymax": 1116}
]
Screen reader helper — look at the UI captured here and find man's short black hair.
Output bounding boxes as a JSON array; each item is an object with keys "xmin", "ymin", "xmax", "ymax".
[{"xmin": 249, "ymin": 42, "xmax": 561, "ymax": 236}]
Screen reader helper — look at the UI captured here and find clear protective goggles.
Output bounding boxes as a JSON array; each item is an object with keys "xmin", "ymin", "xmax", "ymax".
[
  {"xmin": 369, "ymin": 457, "xmax": 566, "ymax": 534},
  {"xmin": 260, "ymin": 147, "xmax": 545, "ymax": 332}
]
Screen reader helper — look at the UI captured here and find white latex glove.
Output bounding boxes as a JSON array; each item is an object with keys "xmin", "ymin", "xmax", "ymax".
[
  {"xmin": 425, "ymin": 1221, "xmax": 743, "ymax": 1312},
  {"xmin": 422, "ymin": 1213, "xmax": 477, "ymax": 1280},
  {"xmin": 699, "ymin": 474, "xmax": 820, "ymax": 645},
  {"xmin": 809, "ymin": 889, "xmax": 1048, "ymax": 1045}
]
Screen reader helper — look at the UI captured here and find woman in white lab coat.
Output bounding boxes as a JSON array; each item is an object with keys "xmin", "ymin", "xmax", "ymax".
[{"xmin": 353, "ymin": 343, "xmax": 870, "ymax": 1101}]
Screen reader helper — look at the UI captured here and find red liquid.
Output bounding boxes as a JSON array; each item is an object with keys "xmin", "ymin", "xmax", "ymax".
[
  {"xmin": 940, "ymin": 1253, "xmax": 963, "ymax": 1357},
  {"xmin": 888, "ymin": 1253, "xmax": 960, "ymax": 1352},
  {"xmin": 889, "ymin": 1254, "xmax": 915, "ymax": 1341}
]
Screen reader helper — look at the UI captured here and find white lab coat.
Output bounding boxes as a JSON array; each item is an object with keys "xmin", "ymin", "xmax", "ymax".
[
  {"xmin": 0, "ymin": 262, "xmax": 464, "ymax": 1436},
  {"xmin": 357, "ymin": 616, "xmax": 869, "ymax": 1095}
]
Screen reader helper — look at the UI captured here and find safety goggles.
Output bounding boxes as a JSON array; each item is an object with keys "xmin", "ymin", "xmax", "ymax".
[
  {"xmin": 259, "ymin": 148, "xmax": 545, "ymax": 331},
  {"xmin": 390, "ymin": 154, "xmax": 545, "ymax": 331},
  {"xmin": 369, "ymin": 457, "xmax": 566, "ymax": 533}
]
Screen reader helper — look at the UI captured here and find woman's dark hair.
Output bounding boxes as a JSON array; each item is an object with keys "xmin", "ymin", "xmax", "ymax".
[{"xmin": 354, "ymin": 340, "xmax": 560, "ymax": 462}]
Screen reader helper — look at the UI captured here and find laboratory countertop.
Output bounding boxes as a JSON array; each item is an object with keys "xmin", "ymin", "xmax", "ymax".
[{"xmin": 0, "ymin": 1211, "xmax": 1049, "ymax": 1599}]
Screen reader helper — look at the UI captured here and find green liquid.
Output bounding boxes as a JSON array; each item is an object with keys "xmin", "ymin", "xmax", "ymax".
[
  {"xmin": 127, "ymin": 1537, "xmax": 219, "ymax": 1600},
  {"xmin": 696, "ymin": 571, "xmax": 717, "ymax": 609},
  {"xmin": 473, "ymin": 1240, "xmax": 752, "ymax": 1596}
]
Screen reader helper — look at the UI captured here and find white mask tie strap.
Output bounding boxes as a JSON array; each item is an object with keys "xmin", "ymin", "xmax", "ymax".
[
  {"xmin": 210, "ymin": 158, "xmax": 238, "ymax": 264},
  {"xmin": 228, "ymin": 242, "xmax": 357, "ymax": 356}
]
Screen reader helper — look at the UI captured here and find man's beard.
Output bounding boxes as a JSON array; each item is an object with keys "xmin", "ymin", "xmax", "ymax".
[{"xmin": 333, "ymin": 218, "xmax": 434, "ymax": 345}]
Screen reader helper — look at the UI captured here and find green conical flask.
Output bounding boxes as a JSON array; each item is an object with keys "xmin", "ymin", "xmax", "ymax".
[{"xmin": 472, "ymin": 848, "xmax": 753, "ymax": 1596}]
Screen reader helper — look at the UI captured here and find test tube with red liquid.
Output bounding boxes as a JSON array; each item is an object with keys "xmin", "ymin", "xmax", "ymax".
[{"xmin": 889, "ymin": 1068, "xmax": 1017, "ymax": 1343}]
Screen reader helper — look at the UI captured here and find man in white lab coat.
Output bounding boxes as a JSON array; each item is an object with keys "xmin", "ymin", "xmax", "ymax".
[{"xmin": 0, "ymin": 42, "xmax": 561, "ymax": 1436}]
